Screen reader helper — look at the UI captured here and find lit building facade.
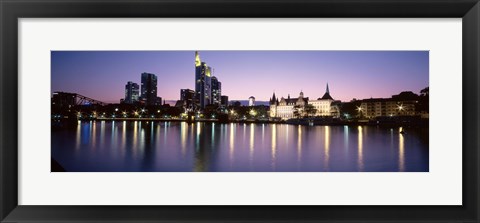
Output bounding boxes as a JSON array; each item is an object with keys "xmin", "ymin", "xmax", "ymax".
[
  {"xmin": 308, "ymin": 84, "xmax": 334, "ymax": 116},
  {"xmin": 211, "ymin": 76, "xmax": 222, "ymax": 105},
  {"xmin": 140, "ymin": 72, "xmax": 158, "ymax": 106},
  {"xmin": 358, "ymin": 98, "xmax": 417, "ymax": 118},
  {"xmin": 124, "ymin": 81, "xmax": 139, "ymax": 104},
  {"xmin": 269, "ymin": 84, "xmax": 338, "ymax": 120},
  {"xmin": 195, "ymin": 51, "xmax": 213, "ymax": 109},
  {"xmin": 179, "ymin": 89, "xmax": 195, "ymax": 111},
  {"xmin": 270, "ymin": 92, "xmax": 308, "ymax": 120}
]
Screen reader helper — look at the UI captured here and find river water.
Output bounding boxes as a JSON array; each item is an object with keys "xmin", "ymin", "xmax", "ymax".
[{"xmin": 51, "ymin": 121, "xmax": 429, "ymax": 172}]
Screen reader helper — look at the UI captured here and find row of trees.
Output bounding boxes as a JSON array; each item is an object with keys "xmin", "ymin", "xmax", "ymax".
[{"xmin": 292, "ymin": 104, "xmax": 317, "ymax": 119}]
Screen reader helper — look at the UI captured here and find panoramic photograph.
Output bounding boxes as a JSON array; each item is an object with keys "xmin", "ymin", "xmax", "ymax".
[{"xmin": 51, "ymin": 51, "xmax": 429, "ymax": 172}]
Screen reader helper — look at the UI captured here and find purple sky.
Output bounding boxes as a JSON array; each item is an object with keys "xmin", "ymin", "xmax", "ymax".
[{"xmin": 51, "ymin": 51, "xmax": 428, "ymax": 103}]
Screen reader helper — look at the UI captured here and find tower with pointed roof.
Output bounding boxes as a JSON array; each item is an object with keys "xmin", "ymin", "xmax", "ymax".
[
  {"xmin": 306, "ymin": 83, "xmax": 335, "ymax": 117},
  {"xmin": 269, "ymin": 92, "xmax": 278, "ymax": 118},
  {"xmin": 321, "ymin": 83, "xmax": 333, "ymax": 100},
  {"xmin": 194, "ymin": 51, "xmax": 213, "ymax": 109}
]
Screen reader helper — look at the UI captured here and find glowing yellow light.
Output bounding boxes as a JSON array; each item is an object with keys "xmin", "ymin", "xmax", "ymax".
[
  {"xmin": 195, "ymin": 51, "xmax": 201, "ymax": 67},
  {"xmin": 399, "ymin": 129, "xmax": 405, "ymax": 171},
  {"xmin": 358, "ymin": 126, "xmax": 364, "ymax": 171}
]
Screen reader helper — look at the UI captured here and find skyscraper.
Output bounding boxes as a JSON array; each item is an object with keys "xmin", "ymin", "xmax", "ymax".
[
  {"xmin": 195, "ymin": 51, "xmax": 212, "ymax": 109},
  {"xmin": 124, "ymin": 81, "xmax": 139, "ymax": 104},
  {"xmin": 211, "ymin": 76, "xmax": 222, "ymax": 105},
  {"xmin": 140, "ymin": 72, "xmax": 158, "ymax": 106},
  {"xmin": 180, "ymin": 89, "xmax": 195, "ymax": 111}
]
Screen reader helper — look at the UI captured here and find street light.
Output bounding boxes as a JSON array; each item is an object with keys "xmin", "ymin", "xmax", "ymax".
[{"xmin": 398, "ymin": 104, "xmax": 404, "ymax": 116}]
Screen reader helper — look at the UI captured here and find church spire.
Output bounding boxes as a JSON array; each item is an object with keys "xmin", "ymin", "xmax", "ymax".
[
  {"xmin": 320, "ymin": 83, "xmax": 334, "ymax": 100},
  {"xmin": 195, "ymin": 51, "xmax": 201, "ymax": 67},
  {"xmin": 270, "ymin": 92, "xmax": 277, "ymax": 105}
]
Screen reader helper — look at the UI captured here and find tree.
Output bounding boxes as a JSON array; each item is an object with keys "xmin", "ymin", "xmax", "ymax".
[
  {"xmin": 293, "ymin": 105, "xmax": 302, "ymax": 118},
  {"xmin": 420, "ymin": 87, "xmax": 429, "ymax": 97},
  {"xmin": 418, "ymin": 87, "xmax": 429, "ymax": 113},
  {"xmin": 304, "ymin": 104, "xmax": 317, "ymax": 118}
]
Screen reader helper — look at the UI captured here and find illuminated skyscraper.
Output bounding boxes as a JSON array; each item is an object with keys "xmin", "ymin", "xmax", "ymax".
[
  {"xmin": 180, "ymin": 89, "xmax": 195, "ymax": 111},
  {"xmin": 140, "ymin": 72, "xmax": 158, "ymax": 106},
  {"xmin": 195, "ymin": 51, "xmax": 212, "ymax": 109},
  {"xmin": 211, "ymin": 76, "xmax": 222, "ymax": 105},
  {"xmin": 124, "ymin": 81, "xmax": 139, "ymax": 104}
]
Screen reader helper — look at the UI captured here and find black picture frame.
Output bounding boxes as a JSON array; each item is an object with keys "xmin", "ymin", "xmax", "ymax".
[{"xmin": 1, "ymin": 0, "xmax": 479, "ymax": 222}]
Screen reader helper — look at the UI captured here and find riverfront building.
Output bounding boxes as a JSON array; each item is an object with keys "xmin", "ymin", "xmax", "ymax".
[
  {"xmin": 269, "ymin": 84, "xmax": 338, "ymax": 120},
  {"xmin": 211, "ymin": 76, "xmax": 222, "ymax": 105},
  {"xmin": 308, "ymin": 84, "xmax": 335, "ymax": 117},
  {"xmin": 195, "ymin": 51, "xmax": 213, "ymax": 109},
  {"xmin": 194, "ymin": 51, "xmax": 225, "ymax": 109},
  {"xmin": 124, "ymin": 81, "xmax": 139, "ymax": 104},
  {"xmin": 140, "ymin": 72, "xmax": 158, "ymax": 106},
  {"xmin": 357, "ymin": 92, "xmax": 419, "ymax": 118},
  {"xmin": 177, "ymin": 89, "xmax": 195, "ymax": 112}
]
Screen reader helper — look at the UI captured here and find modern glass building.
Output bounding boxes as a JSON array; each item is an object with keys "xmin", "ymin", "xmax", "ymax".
[
  {"xmin": 180, "ymin": 89, "xmax": 195, "ymax": 111},
  {"xmin": 140, "ymin": 72, "xmax": 158, "ymax": 106},
  {"xmin": 211, "ymin": 76, "xmax": 222, "ymax": 105},
  {"xmin": 124, "ymin": 81, "xmax": 139, "ymax": 104},
  {"xmin": 194, "ymin": 51, "xmax": 212, "ymax": 109}
]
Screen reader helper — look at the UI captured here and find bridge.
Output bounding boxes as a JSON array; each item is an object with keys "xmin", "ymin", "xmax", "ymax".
[{"xmin": 52, "ymin": 91, "xmax": 108, "ymax": 107}]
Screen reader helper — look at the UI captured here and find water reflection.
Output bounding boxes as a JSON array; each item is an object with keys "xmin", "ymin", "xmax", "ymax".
[
  {"xmin": 271, "ymin": 124, "xmax": 277, "ymax": 170},
  {"xmin": 357, "ymin": 126, "xmax": 364, "ymax": 171},
  {"xmin": 399, "ymin": 127, "xmax": 405, "ymax": 171},
  {"xmin": 324, "ymin": 126, "xmax": 330, "ymax": 171},
  {"xmin": 52, "ymin": 121, "xmax": 429, "ymax": 172}
]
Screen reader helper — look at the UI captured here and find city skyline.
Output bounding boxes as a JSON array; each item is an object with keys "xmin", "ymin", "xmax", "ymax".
[{"xmin": 51, "ymin": 51, "xmax": 429, "ymax": 103}]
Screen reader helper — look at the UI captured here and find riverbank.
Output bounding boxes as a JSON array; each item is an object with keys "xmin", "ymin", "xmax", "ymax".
[{"xmin": 52, "ymin": 116, "xmax": 428, "ymax": 129}]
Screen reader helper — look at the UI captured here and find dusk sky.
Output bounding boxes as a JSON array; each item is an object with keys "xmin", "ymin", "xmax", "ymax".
[{"xmin": 51, "ymin": 51, "xmax": 428, "ymax": 103}]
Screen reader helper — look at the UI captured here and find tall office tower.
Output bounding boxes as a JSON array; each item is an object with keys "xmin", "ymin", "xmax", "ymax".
[
  {"xmin": 124, "ymin": 81, "xmax": 140, "ymax": 104},
  {"xmin": 211, "ymin": 76, "xmax": 222, "ymax": 105},
  {"xmin": 180, "ymin": 89, "xmax": 195, "ymax": 110},
  {"xmin": 194, "ymin": 51, "xmax": 212, "ymax": 109},
  {"xmin": 140, "ymin": 72, "xmax": 158, "ymax": 106}
]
